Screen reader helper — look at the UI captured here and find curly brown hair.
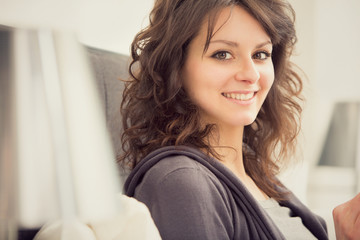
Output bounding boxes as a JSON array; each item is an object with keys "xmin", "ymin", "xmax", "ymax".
[{"xmin": 119, "ymin": 0, "xmax": 302, "ymax": 200}]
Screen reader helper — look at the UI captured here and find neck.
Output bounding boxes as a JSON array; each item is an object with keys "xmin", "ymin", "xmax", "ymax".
[
  {"xmin": 210, "ymin": 125, "xmax": 246, "ymax": 177},
  {"xmin": 208, "ymin": 124, "xmax": 268, "ymax": 201}
]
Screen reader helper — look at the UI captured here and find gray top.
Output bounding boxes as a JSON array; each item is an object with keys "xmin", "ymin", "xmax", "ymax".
[
  {"xmin": 259, "ymin": 198, "xmax": 317, "ymax": 240},
  {"xmin": 125, "ymin": 146, "xmax": 328, "ymax": 240}
]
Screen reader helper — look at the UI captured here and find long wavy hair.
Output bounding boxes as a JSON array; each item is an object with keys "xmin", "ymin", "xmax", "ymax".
[{"xmin": 120, "ymin": 0, "xmax": 302, "ymax": 200}]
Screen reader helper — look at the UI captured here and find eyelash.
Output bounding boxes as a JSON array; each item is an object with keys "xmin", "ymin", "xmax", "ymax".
[
  {"xmin": 211, "ymin": 50, "xmax": 272, "ymax": 61},
  {"xmin": 253, "ymin": 51, "xmax": 271, "ymax": 60},
  {"xmin": 211, "ymin": 51, "xmax": 232, "ymax": 60}
]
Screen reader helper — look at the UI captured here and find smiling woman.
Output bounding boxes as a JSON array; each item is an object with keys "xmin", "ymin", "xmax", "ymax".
[{"xmin": 119, "ymin": 0, "xmax": 328, "ymax": 239}]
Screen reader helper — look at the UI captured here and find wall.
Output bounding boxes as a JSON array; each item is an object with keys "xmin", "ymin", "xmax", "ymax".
[{"xmin": 78, "ymin": 0, "xmax": 153, "ymax": 55}]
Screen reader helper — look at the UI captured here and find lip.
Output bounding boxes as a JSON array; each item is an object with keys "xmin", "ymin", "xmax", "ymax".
[{"xmin": 223, "ymin": 90, "xmax": 258, "ymax": 94}]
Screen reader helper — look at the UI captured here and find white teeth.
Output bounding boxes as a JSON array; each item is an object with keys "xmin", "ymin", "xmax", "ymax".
[{"xmin": 223, "ymin": 92, "xmax": 254, "ymax": 101}]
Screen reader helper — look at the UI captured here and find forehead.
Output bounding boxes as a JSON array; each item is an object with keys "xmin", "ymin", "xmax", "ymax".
[{"xmin": 195, "ymin": 6, "xmax": 271, "ymax": 49}]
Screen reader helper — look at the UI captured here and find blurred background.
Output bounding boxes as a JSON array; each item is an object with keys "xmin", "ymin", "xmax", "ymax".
[{"xmin": 1, "ymin": 0, "xmax": 359, "ymax": 239}]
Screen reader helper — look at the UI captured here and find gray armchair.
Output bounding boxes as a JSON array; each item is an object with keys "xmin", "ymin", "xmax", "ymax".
[{"xmin": 86, "ymin": 46, "xmax": 130, "ymax": 159}]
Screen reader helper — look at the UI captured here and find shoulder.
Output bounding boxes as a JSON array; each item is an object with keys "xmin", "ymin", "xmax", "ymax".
[
  {"xmin": 136, "ymin": 154, "xmax": 222, "ymax": 196},
  {"xmin": 133, "ymin": 154, "xmax": 234, "ymax": 239},
  {"xmin": 144, "ymin": 154, "xmax": 208, "ymax": 176},
  {"xmin": 133, "ymin": 153, "xmax": 232, "ymax": 220}
]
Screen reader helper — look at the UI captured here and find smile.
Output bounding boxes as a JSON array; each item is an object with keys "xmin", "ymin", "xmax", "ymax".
[{"xmin": 222, "ymin": 92, "xmax": 256, "ymax": 101}]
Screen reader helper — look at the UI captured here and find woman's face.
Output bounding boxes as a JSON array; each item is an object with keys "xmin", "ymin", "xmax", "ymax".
[{"xmin": 182, "ymin": 6, "xmax": 274, "ymax": 130}]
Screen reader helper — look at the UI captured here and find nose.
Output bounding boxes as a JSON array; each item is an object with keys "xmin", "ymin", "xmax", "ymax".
[{"xmin": 234, "ymin": 58, "xmax": 260, "ymax": 83}]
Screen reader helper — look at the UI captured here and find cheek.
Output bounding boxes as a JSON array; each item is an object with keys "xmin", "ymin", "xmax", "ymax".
[
  {"xmin": 261, "ymin": 65, "xmax": 275, "ymax": 91},
  {"xmin": 183, "ymin": 61, "xmax": 225, "ymax": 96}
]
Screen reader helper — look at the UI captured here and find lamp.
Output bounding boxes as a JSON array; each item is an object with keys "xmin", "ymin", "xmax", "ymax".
[
  {"xmin": 318, "ymin": 102, "xmax": 360, "ymax": 192},
  {"xmin": 307, "ymin": 101, "xmax": 360, "ymax": 239},
  {"xmin": 0, "ymin": 26, "xmax": 122, "ymax": 239}
]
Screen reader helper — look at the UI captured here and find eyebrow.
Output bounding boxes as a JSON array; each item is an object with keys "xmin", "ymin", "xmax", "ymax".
[
  {"xmin": 209, "ymin": 39, "xmax": 272, "ymax": 48},
  {"xmin": 256, "ymin": 40, "xmax": 272, "ymax": 48}
]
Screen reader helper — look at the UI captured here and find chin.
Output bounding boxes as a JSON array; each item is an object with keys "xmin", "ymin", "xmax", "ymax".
[{"xmin": 229, "ymin": 116, "xmax": 257, "ymax": 127}]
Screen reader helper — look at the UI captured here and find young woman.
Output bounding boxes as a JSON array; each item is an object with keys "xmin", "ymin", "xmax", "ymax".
[{"xmin": 120, "ymin": 0, "xmax": 328, "ymax": 239}]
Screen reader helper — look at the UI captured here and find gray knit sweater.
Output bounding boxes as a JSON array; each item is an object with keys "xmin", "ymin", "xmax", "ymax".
[{"xmin": 124, "ymin": 146, "xmax": 328, "ymax": 240}]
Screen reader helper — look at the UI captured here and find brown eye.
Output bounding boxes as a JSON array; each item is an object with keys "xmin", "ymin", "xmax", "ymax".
[
  {"xmin": 212, "ymin": 51, "xmax": 232, "ymax": 60},
  {"xmin": 253, "ymin": 51, "xmax": 271, "ymax": 60}
]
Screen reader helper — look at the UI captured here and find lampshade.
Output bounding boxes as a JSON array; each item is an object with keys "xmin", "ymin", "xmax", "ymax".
[{"xmin": 318, "ymin": 102, "xmax": 360, "ymax": 168}]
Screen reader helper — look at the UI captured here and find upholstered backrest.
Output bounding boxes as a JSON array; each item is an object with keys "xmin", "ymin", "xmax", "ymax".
[{"xmin": 85, "ymin": 46, "xmax": 130, "ymax": 159}]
